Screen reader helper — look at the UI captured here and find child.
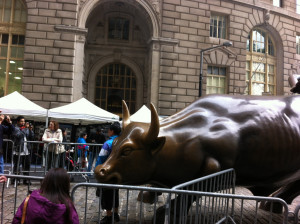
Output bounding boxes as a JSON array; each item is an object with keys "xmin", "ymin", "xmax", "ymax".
[{"xmin": 12, "ymin": 168, "xmax": 79, "ymax": 224}]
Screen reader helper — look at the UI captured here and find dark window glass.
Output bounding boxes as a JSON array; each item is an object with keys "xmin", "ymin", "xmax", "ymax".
[
  {"xmin": 2, "ymin": 34, "xmax": 8, "ymax": 44},
  {"xmin": 12, "ymin": 35, "xmax": 18, "ymax": 44},
  {"xmin": 108, "ymin": 17, "xmax": 130, "ymax": 40},
  {"xmin": 95, "ymin": 63, "xmax": 136, "ymax": 115}
]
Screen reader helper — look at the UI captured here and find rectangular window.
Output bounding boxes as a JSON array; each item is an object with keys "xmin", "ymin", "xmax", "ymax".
[
  {"xmin": 108, "ymin": 17, "xmax": 129, "ymax": 40},
  {"xmin": 210, "ymin": 15, "xmax": 227, "ymax": 39},
  {"xmin": 252, "ymin": 30, "xmax": 266, "ymax": 53},
  {"xmin": 297, "ymin": 0, "xmax": 300, "ymax": 14},
  {"xmin": 273, "ymin": 0, "xmax": 282, "ymax": 7},
  {"xmin": 297, "ymin": 36, "xmax": 300, "ymax": 54},
  {"xmin": 206, "ymin": 66, "xmax": 227, "ymax": 94},
  {"xmin": 268, "ymin": 64, "xmax": 275, "ymax": 94}
]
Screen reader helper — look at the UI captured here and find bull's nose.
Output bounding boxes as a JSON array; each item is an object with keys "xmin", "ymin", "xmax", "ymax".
[{"xmin": 100, "ymin": 168, "xmax": 107, "ymax": 176}]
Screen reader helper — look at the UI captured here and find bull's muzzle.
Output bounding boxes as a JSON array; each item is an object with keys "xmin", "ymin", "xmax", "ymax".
[
  {"xmin": 95, "ymin": 165, "xmax": 122, "ymax": 184},
  {"xmin": 99, "ymin": 167, "xmax": 107, "ymax": 176}
]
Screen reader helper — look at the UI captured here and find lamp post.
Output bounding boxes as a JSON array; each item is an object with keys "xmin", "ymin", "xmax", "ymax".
[{"xmin": 199, "ymin": 41, "xmax": 233, "ymax": 97}]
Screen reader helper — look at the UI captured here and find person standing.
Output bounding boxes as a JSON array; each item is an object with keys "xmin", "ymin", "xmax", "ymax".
[
  {"xmin": 87, "ymin": 128, "xmax": 106, "ymax": 174},
  {"xmin": 12, "ymin": 168, "xmax": 79, "ymax": 224},
  {"xmin": 58, "ymin": 128, "xmax": 68, "ymax": 169},
  {"xmin": 95, "ymin": 122, "xmax": 121, "ymax": 223},
  {"xmin": 42, "ymin": 121, "xmax": 62, "ymax": 170},
  {"xmin": 76, "ymin": 133, "xmax": 89, "ymax": 169},
  {"xmin": 11, "ymin": 116, "xmax": 34, "ymax": 185},
  {"xmin": 0, "ymin": 114, "xmax": 14, "ymax": 174}
]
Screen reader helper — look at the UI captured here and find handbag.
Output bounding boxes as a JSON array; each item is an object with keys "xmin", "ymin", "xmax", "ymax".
[
  {"xmin": 57, "ymin": 144, "xmax": 65, "ymax": 154},
  {"xmin": 21, "ymin": 194, "xmax": 31, "ymax": 224}
]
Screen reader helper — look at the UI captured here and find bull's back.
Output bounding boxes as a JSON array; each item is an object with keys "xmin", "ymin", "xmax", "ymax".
[{"xmin": 160, "ymin": 95, "xmax": 300, "ymax": 184}]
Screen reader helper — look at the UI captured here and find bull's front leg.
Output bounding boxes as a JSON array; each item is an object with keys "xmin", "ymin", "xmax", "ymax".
[{"xmin": 137, "ymin": 190, "xmax": 162, "ymax": 204}]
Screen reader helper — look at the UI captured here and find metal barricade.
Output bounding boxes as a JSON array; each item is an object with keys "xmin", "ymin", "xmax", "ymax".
[
  {"xmin": 44, "ymin": 142, "xmax": 103, "ymax": 181},
  {"xmin": 0, "ymin": 174, "xmax": 43, "ymax": 223},
  {"xmin": 164, "ymin": 169, "xmax": 236, "ymax": 224},
  {"xmin": 2, "ymin": 139, "xmax": 14, "ymax": 177},
  {"xmin": 172, "ymin": 169, "xmax": 236, "ymax": 193},
  {"xmin": 4, "ymin": 140, "xmax": 103, "ymax": 181},
  {"xmin": 70, "ymin": 182, "xmax": 291, "ymax": 224},
  {"xmin": 0, "ymin": 172, "xmax": 296, "ymax": 224}
]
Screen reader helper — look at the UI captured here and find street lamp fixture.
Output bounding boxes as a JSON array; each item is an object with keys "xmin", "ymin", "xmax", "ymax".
[{"xmin": 198, "ymin": 41, "xmax": 233, "ymax": 97}]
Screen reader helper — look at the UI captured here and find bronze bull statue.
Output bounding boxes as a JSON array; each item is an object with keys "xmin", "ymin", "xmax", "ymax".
[{"xmin": 95, "ymin": 94, "xmax": 300, "ymax": 212}]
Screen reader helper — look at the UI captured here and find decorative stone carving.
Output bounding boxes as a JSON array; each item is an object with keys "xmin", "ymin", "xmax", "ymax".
[
  {"xmin": 264, "ymin": 9, "xmax": 270, "ymax": 24},
  {"xmin": 76, "ymin": 34, "xmax": 86, "ymax": 43},
  {"xmin": 150, "ymin": 0, "xmax": 160, "ymax": 15},
  {"xmin": 79, "ymin": 0, "xmax": 88, "ymax": 12}
]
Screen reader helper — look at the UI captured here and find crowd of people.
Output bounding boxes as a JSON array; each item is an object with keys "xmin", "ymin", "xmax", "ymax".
[
  {"xmin": 0, "ymin": 112, "xmax": 122, "ymax": 223},
  {"xmin": 0, "ymin": 114, "xmax": 112, "ymax": 180}
]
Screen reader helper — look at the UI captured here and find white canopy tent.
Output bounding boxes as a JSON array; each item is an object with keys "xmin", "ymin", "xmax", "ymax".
[
  {"xmin": 0, "ymin": 91, "xmax": 48, "ymax": 121},
  {"xmin": 130, "ymin": 105, "xmax": 163, "ymax": 123},
  {"xmin": 48, "ymin": 98, "xmax": 119, "ymax": 125}
]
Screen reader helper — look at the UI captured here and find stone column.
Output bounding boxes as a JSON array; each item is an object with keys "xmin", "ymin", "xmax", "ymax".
[
  {"xmin": 148, "ymin": 37, "xmax": 179, "ymax": 110},
  {"xmin": 73, "ymin": 34, "xmax": 86, "ymax": 101},
  {"xmin": 54, "ymin": 25, "xmax": 88, "ymax": 102},
  {"xmin": 149, "ymin": 41, "xmax": 160, "ymax": 108}
]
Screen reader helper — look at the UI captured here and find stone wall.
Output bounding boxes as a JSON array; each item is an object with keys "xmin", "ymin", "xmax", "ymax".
[
  {"xmin": 19, "ymin": 0, "xmax": 300, "ymax": 116},
  {"xmin": 158, "ymin": 0, "xmax": 300, "ymax": 115},
  {"xmin": 22, "ymin": 0, "xmax": 78, "ymax": 109}
]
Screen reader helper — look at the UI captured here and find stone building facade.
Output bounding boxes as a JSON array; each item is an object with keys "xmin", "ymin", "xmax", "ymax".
[{"xmin": 2, "ymin": 0, "xmax": 300, "ymax": 116}]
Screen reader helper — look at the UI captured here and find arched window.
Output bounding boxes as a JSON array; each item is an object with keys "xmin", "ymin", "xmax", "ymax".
[
  {"xmin": 95, "ymin": 63, "xmax": 136, "ymax": 115},
  {"xmin": 246, "ymin": 28, "xmax": 276, "ymax": 95},
  {"xmin": 0, "ymin": 0, "xmax": 26, "ymax": 97}
]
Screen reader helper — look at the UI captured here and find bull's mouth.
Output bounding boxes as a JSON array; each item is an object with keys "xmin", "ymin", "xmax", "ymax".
[{"xmin": 95, "ymin": 170, "xmax": 122, "ymax": 184}]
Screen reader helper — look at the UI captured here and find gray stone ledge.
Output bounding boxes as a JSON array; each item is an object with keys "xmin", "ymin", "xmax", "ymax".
[{"xmin": 54, "ymin": 25, "xmax": 88, "ymax": 36}]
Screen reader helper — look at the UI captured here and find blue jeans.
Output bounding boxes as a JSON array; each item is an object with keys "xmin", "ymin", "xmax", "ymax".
[
  {"xmin": 88, "ymin": 150, "xmax": 97, "ymax": 172},
  {"xmin": 0, "ymin": 154, "xmax": 3, "ymax": 174},
  {"xmin": 77, "ymin": 149, "xmax": 88, "ymax": 158}
]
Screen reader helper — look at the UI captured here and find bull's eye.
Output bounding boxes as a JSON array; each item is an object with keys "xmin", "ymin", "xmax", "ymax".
[{"xmin": 121, "ymin": 148, "xmax": 132, "ymax": 156}]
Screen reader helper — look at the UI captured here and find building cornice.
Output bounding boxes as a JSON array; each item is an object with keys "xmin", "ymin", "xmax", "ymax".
[
  {"xmin": 148, "ymin": 37, "xmax": 179, "ymax": 45},
  {"xmin": 54, "ymin": 25, "xmax": 88, "ymax": 36},
  {"xmin": 230, "ymin": 0, "xmax": 300, "ymax": 22}
]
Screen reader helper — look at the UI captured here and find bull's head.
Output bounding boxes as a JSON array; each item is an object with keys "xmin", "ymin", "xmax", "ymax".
[{"xmin": 94, "ymin": 101, "xmax": 166, "ymax": 185}]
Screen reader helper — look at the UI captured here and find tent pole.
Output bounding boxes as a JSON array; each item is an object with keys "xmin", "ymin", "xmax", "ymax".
[{"xmin": 46, "ymin": 110, "xmax": 49, "ymax": 128}]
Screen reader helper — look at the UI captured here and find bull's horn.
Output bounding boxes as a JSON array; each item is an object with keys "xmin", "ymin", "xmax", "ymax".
[
  {"xmin": 144, "ymin": 103, "xmax": 160, "ymax": 143},
  {"xmin": 122, "ymin": 100, "xmax": 130, "ymax": 130}
]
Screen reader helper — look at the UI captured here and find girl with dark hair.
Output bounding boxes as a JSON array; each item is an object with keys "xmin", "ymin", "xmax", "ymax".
[
  {"xmin": 12, "ymin": 168, "xmax": 79, "ymax": 224},
  {"xmin": 77, "ymin": 133, "xmax": 89, "ymax": 169}
]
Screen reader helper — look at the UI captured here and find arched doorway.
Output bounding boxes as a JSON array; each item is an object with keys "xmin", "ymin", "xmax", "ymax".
[
  {"xmin": 78, "ymin": 0, "xmax": 160, "ymax": 111},
  {"xmin": 95, "ymin": 63, "xmax": 137, "ymax": 115}
]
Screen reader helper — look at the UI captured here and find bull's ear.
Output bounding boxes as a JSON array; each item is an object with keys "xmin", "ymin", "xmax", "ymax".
[
  {"xmin": 150, "ymin": 136, "xmax": 166, "ymax": 155},
  {"xmin": 144, "ymin": 103, "xmax": 160, "ymax": 144},
  {"xmin": 122, "ymin": 100, "xmax": 130, "ymax": 130}
]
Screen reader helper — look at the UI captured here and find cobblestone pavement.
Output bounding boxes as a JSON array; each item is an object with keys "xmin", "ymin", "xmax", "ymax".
[{"xmin": 1, "ymin": 177, "xmax": 300, "ymax": 224}]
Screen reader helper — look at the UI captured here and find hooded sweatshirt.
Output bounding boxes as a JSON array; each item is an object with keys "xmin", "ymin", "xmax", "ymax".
[{"xmin": 12, "ymin": 190, "xmax": 79, "ymax": 224}]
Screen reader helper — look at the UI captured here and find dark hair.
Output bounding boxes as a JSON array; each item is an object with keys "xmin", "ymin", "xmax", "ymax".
[
  {"xmin": 61, "ymin": 128, "xmax": 66, "ymax": 133},
  {"xmin": 80, "ymin": 133, "xmax": 87, "ymax": 138},
  {"xmin": 109, "ymin": 122, "xmax": 121, "ymax": 135},
  {"xmin": 16, "ymin": 116, "xmax": 24, "ymax": 122},
  {"xmin": 40, "ymin": 168, "xmax": 73, "ymax": 224}
]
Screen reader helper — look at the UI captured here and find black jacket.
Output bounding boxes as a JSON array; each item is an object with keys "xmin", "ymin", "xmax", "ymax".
[{"xmin": 12, "ymin": 126, "xmax": 34, "ymax": 152}]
